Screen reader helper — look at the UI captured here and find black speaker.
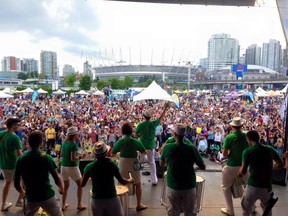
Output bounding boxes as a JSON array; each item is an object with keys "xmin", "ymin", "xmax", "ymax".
[{"xmin": 272, "ymin": 168, "xmax": 287, "ymax": 186}]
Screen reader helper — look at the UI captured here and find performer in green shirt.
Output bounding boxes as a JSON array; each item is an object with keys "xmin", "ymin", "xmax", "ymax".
[
  {"xmin": 82, "ymin": 141, "xmax": 133, "ymax": 216},
  {"xmin": 239, "ymin": 130, "xmax": 284, "ymax": 216},
  {"xmin": 160, "ymin": 123, "xmax": 206, "ymax": 216},
  {"xmin": 135, "ymin": 102, "xmax": 169, "ymax": 186},
  {"xmin": 14, "ymin": 131, "xmax": 64, "ymax": 216}
]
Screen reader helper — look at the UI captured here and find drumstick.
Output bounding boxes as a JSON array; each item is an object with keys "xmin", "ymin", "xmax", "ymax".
[{"xmin": 128, "ymin": 172, "xmax": 132, "ymax": 179}]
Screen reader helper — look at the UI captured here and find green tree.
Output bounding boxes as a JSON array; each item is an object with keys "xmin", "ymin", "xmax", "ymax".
[
  {"xmin": 123, "ymin": 75, "xmax": 134, "ymax": 89},
  {"xmin": 96, "ymin": 80, "xmax": 107, "ymax": 90},
  {"xmin": 79, "ymin": 75, "xmax": 92, "ymax": 90},
  {"xmin": 109, "ymin": 78, "xmax": 121, "ymax": 89},
  {"xmin": 38, "ymin": 73, "xmax": 45, "ymax": 79},
  {"xmin": 17, "ymin": 72, "xmax": 27, "ymax": 80},
  {"xmin": 64, "ymin": 73, "xmax": 76, "ymax": 87}
]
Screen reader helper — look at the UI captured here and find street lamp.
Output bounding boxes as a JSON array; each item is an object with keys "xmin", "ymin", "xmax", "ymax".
[{"xmin": 186, "ymin": 62, "xmax": 191, "ymax": 90}]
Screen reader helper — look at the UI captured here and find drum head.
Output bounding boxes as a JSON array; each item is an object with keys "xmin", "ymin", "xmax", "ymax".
[
  {"xmin": 196, "ymin": 175, "xmax": 204, "ymax": 183},
  {"xmin": 116, "ymin": 185, "xmax": 129, "ymax": 195}
]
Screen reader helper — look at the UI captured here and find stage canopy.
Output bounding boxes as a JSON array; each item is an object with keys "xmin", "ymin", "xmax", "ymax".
[
  {"xmin": 106, "ymin": 0, "xmax": 257, "ymax": 6},
  {"xmin": 133, "ymin": 81, "xmax": 173, "ymax": 102}
]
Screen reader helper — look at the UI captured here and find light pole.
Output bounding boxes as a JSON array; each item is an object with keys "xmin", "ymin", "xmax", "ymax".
[{"xmin": 187, "ymin": 61, "xmax": 191, "ymax": 90}]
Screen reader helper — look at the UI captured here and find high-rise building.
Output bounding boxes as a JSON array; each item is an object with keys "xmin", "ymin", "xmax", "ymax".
[
  {"xmin": 261, "ymin": 39, "xmax": 281, "ymax": 71},
  {"xmin": 83, "ymin": 60, "xmax": 92, "ymax": 73},
  {"xmin": 199, "ymin": 58, "xmax": 208, "ymax": 71},
  {"xmin": 21, "ymin": 58, "xmax": 39, "ymax": 74},
  {"xmin": 245, "ymin": 44, "xmax": 261, "ymax": 65},
  {"xmin": 281, "ymin": 48, "xmax": 288, "ymax": 68},
  {"xmin": 40, "ymin": 50, "xmax": 58, "ymax": 79},
  {"xmin": 63, "ymin": 64, "xmax": 75, "ymax": 76},
  {"xmin": 207, "ymin": 33, "xmax": 239, "ymax": 71},
  {"xmin": 1, "ymin": 56, "xmax": 21, "ymax": 71},
  {"xmin": 239, "ymin": 54, "xmax": 246, "ymax": 64}
]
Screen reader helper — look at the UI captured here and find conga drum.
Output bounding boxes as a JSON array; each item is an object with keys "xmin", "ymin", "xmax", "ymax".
[
  {"xmin": 89, "ymin": 185, "xmax": 129, "ymax": 216},
  {"xmin": 195, "ymin": 175, "xmax": 205, "ymax": 213},
  {"xmin": 116, "ymin": 185, "xmax": 129, "ymax": 216}
]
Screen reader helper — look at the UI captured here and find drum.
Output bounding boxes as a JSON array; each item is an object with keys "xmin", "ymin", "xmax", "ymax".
[
  {"xmin": 89, "ymin": 185, "xmax": 129, "ymax": 216},
  {"xmin": 160, "ymin": 173, "xmax": 205, "ymax": 213}
]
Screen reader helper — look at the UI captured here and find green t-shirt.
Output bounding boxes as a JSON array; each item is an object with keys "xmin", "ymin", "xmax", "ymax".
[
  {"xmin": 160, "ymin": 143, "xmax": 204, "ymax": 190},
  {"xmin": 165, "ymin": 137, "xmax": 193, "ymax": 145},
  {"xmin": 112, "ymin": 136, "xmax": 145, "ymax": 158},
  {"xmin": 135, "ymin": 118, "xmax": 160, "ymax": 150},
  {"xmin": 14, "ymin": 150, "xmax": 56, "ymax": 202},
  {"xmin": 84, "ymin": 158, "xmax": 119, "ymax": 199},
  {"xmin": 223, "ymin": 131, "xmax": 249, "ymax": 167},
  {"xmin": 0, "ymin": 131, "xmax": 22, "ymax": 169},
  {"xmin": 61, "ymin": 141, "xmax": 79, "ymax": 167},
  {"xmin": 243, "ymin": 144, "xmax": 278, "ymax": 189}
]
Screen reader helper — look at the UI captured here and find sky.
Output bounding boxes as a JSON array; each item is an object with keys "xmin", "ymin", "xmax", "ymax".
[{"xmin": 0, "ymin": 0, "xmax": 286, "ymax": 74}]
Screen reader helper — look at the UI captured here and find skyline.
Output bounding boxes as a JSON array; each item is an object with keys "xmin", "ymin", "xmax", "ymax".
[{"xmin": 0, "ymin": 0, "xmax": 286, "ymax": 72}]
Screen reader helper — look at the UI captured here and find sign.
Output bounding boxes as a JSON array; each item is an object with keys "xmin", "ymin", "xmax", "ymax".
[
  {"xmin": 232, "ymin": 64, "xmax": 247, "ymax": 73},
  {"xmin": 276, "ymin": 0, "xmax": 288, "ymax": 46}
]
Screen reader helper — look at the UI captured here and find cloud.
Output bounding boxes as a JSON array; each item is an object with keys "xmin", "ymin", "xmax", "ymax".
[{"xmin": 0, "ymin": 0, "xmax": 99, "ymax": 55}]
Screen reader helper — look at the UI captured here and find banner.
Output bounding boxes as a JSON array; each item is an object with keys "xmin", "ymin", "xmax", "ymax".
[
  {"xmin": 171, "ymin": 94, "xmax": 180, "ymax": 108},
  {"xmin": 276, "ymin": 0, "xmax": 288, "ymax": 45},
  {"xmin": 31, "ymin": 90, "xmax": 38, "ymax": 104}
]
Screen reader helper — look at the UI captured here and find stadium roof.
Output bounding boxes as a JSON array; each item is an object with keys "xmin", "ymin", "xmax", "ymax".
[
  {"xmin": 106, "ymin": 0, "xmax": 256, "ymax": 6},
  {"xmin": 219, "ymin": 65, "xmax": 279, "ymax": 74}
]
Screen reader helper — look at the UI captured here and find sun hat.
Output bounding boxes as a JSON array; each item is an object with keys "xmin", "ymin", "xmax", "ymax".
[
  {"xmin": 143, "ymin": 109, "xmax": 153, "ymax": 118},
  {"xmin": 229, "ymin": 117, "xmax": 244, "ymax": 127},
  {"xmin": 67, "ymin": 126, "xmax": 78, "ymax": 135},
  {"xmin": 172, "ymin": 123, "xmax": 187, "ymax": 136},
  {"xmin": 93, "ymin": 141, "xmax": 110, "ymax": 157}
]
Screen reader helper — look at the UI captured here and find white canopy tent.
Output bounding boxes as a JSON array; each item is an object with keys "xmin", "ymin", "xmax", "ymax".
[
  {"xmin": 133, "ymin": 81, "xmax": 173, "ymax": 102},
  {"xmin": 279, "ymin": 84, "xmax": 288, "ymax": 93},
  {"xmin": 255, "ymin": 87, "xmax": 266, "ymax": 93},
  {"xmin": 0, "ymin": 91, "xmax": 14, "ymax": 98},
  {"xmin": 21, "ymin": 87, "xmax": 34, "ymax": 93},
  {"xmin": 255, "ymin": 92, "xmax": 268, "ymax": 97},
  {"xmin": 52, "ymin": 89, "xmax": 66, "ymax": 95},
  {"xmin": 37, "ymin": 88, "xmax": 48, "ymax": 94},
  {"xmin": 93, "ymin": 90, "xmax": 104, "ymax": 96},
  {"xmin": 2, "ymin": 88, "xmax": 13, "ymax": 94},
  {"xmin": 75, "ymin": 90, "xmax": 89, "ymax": 95}
]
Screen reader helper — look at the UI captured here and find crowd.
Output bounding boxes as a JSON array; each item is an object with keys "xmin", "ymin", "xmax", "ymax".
[{"xmin": 0, "ymin": 91, "xmax": 287, "ymax": 216}]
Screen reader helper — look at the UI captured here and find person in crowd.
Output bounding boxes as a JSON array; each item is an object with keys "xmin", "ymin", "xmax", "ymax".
[
  {"xmin": 221, "ymin": 117, "xmax": 249, "ymax": 216},
  {"xmin": 0, "ymin": 118, "xmax": 23, "ymax": 211},
  {"xmin": 82, "ymin": 141, "xmax": 134, "ymax": 216},
  {"xmin": 61, "ymin": 126, "xmax": 87, "ymax": 211},
  {"xmin": 155, "ymin": 124, "xmax": 163, "ymax": 150},
  {"xmin": 112, "ymin": 122, "xmax": 147, "ymax": 211},
  {"xmin": 14, "ymin": 131, "xmax": 64, "ymax": 216},
  {"xmin": 107, "ymin": 128, "xmax": 117, "ymax": 148},
  {"xmin": 207, "ymin": 126, "xmax": 215, "ymax": 154},
  {"xmin": 239, "ymin": 130, "xmax": 284, "ymax": 216},
  {"xmin": 45, "ymin": 124, "xmax": 56, "ymax": 154},
  {"xmin": 160, "ymin": 123, "xmax": 206, "ymax": 216},
  {"xmin": 135, "ymin": 102, "xmax": 169, "ymax": 186}
]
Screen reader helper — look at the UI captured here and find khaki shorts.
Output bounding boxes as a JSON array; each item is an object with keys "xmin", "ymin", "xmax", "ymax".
[
  {"xmin": 119, "ymin": 157, "xmax": 141, "ymax": 184},
  {"xmin": 61, "ymin": 166, "xmax": 82, "ymax": 182},
  {"xmin": 0, "ymin": 169, "xmax": 14, "ymax": 181}
]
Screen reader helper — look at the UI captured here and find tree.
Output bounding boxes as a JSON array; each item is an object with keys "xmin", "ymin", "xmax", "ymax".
[
  {"xmin": 96, "ymin": 80, "xmax": 107, "ymax": 90},
  {"xmin": 109, "ymin": 78, "xmax": 122, "ymax": 89},
  {"xmin": 38, "ymin": 73, "xmax": 45, "ymax": 79},
  {"xmin": 17, "ymin": 72, "xmax": 27, "ymax": 80},
  {"xmin": 79, "ymin": 75, "xmax": 92, "ymax": 90},
  {"xmin": 64, "ymin": 73, "xmax": 76, "ymax": 87},
  {"xmin": 123, "ymin": 75, "xmax": 134, "ymax": 89}
]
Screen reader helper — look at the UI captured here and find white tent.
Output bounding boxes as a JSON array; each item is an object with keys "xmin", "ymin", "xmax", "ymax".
[
  {"xmin": 133, "ymin": 81, "xmax": 173, "ymax": 102},
  {"xmin": 279, "ymin": 84, "xmax": 288, "ymax": 93},
  {"xmin": 255, "ymin": 92, "xmax": 268, "ymax": 97},
  {"xmin": 52, "ymin": 89, "xmax": 66, "ymax": 95},
  {"xmin": 93, "ymin": 90, "xmax": 104, "ymax": 96},
  {"xmin": 0, "ymin": 91, "xmax": 13, "ymax": 98},
  {"xmin": 75, "ymin": 90, "xmax": 89, "ymax": 95},
  {"xmin": 37, "ymin": 88, "xmax": 48, "ymax": 94},
  {"xmin": 21, "ymin": 87, "xmax": 34, "ymax": 93},
  {"xmin": 2, "ymin": 88, "xmax": 12, "ymax": 94},
  {"xmin": 255, "ymin": 87, "xmax": 266, "ymax": 93}
]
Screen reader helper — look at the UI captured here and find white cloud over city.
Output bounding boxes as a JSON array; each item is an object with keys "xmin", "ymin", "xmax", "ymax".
[{"xmin": 0, "ymin": 0, "xmax": 286, "ymax": 72}]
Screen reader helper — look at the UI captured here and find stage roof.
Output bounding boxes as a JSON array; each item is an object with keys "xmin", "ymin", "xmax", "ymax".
[{"xmin": 106, "ymin": 0, "xmax": 257, "ymax": 6}]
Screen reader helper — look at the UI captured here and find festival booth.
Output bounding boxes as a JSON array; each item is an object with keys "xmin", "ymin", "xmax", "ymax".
[
  {"xmin": 37, "ymin": 88, "xmax": 48, "ymax": 94},
  {"xmin": 52, "ymin": 89, "xmax": 66, "ymax": 95},
  {"xmin": 75, "ymin": 90, "xmax": 89, "ymax": 95},
  {"xmin": 92, "ymin": 90, "xmax": 104, "ymax": 96},
  {"xmin": 20, "ymin": 87, "xmax": 34, "ymax": 93},
  {"xmin": 133, "ymin": 81, "xmax": 173, "ymax": 102},
  {"xmin": 0, "ymin": 91, "xmax": 13, "ymax": 99},
  {"xmin": 279, "ymin": 84, "xmax": 288, "ymax": 94}
]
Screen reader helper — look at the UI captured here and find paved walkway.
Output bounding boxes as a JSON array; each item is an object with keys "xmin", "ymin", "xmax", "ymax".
[{"xmin": 1, "ymin": 159, "xmax": 287, "ymax": 216}]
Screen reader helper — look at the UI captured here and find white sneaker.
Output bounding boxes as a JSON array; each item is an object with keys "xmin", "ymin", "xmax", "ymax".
[
  {"xmin": 15, "ymin": 200, "xmax": 24, "ymax": 207},
  {"xmin": 221, "ymin": 208, "xmax": 235, "ymax": 216},
  {"xmin": 1, "ymin": 202, "xmax": 13, "ymax": 211}
]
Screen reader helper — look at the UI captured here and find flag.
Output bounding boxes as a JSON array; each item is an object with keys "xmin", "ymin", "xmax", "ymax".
[
  {"xmin": 276, "ymin": 0, "xmax": 288, "ymax": 45},
  {"xmin": 31, "ymin": 90, "xmax": 38, "ymax": 103}
]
